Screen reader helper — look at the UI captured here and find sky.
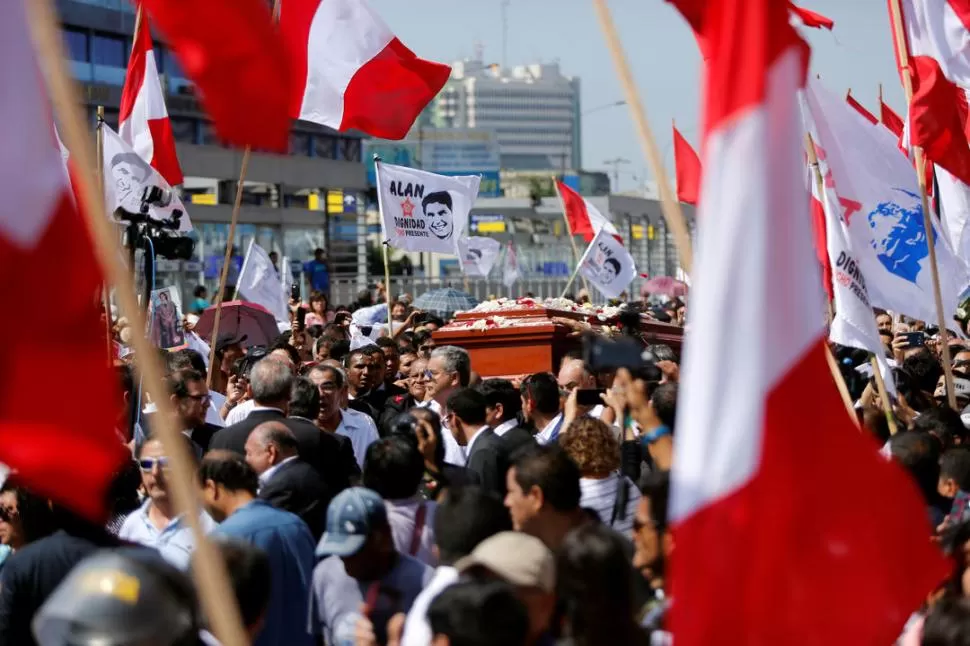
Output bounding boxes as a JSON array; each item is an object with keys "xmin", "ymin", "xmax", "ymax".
[{"xmin": 368, "ymin": 0, "xmax": 905, "ymax": 191}]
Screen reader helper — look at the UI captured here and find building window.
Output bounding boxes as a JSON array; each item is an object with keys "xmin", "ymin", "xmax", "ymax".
[
  {"xmin": 164, "ymin": 50, "xmax": 185, "ymax": 79},
  {"xmin": 201, "ymin": 121, "xmax": 221, "ymax": 146},
  {"xmin": 312, "ymin": 134, "xmax": 335, "ymax": 159},
  {"xmin": 336, "ymin": 138, "xmax": 361, "ymax": 162},
  {"xmin": 92, "ymin": 33, "xmax": 126, "ymax": 67},
  {"xmin": 169, "ymin": 117, "xmax": 197, "ymax": 144},
  {"xmin": 289, "ymin": 132, "xmax": 311, "ymax": 156},
  {"xmin": 64, "ymin": 29, "xmax": 88, "ymax": 61}
]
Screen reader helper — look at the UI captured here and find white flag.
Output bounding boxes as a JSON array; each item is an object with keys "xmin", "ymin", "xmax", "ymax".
[
  {"xmin": 502, "ymin": 240, "xmax": 520, "ymax": 288},
  {"xmin": 280, "ymin": 255, "xmax": 295, "ymax": 300},
  {"xmin": 376, "ymin": 161, "xmax": 480, "ymax": 254},
  {"xmin": 802, "ymin": 78, "xmax": 968, "ymax": 322},
  {"xmin": 237, "ymin": 240, "xmax": 288, "ymax": 324},
  {"xmin": 579, "ymin": 228, "xmax": 637, "ymax": 299},
  {"xmin": 101, "ymin": 124, "xmax": 191, "ymax": 232},
  {"xmin": 458, "ymin": 236, "xmax": 501, "ymax": 277},
  {"xmin": 814, "ymin": 164, "xmax": 896, "ymax": 396}
]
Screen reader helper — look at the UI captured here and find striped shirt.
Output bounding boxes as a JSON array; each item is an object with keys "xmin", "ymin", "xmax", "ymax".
[{"xmin": 579, "ymin": 473, "xmax": 641, "ymax": 536}]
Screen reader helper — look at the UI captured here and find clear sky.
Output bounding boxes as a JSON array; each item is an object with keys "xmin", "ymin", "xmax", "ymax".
[{"xmin": 368, "ymin": 0, "xmax": 905, "ymax": 191}]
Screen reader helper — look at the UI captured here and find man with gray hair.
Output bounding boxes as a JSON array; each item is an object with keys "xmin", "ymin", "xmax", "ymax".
[
  {"xmin": 422, "ymin": 346, "xmax": 471, "ymax": 466},
  {"xmin": 246, "ymin": 421, "xmax": 329, "ymax": 540},
  {"xmin": 210, "ymin": 357, "xmax": 294, "ymax": 455}
]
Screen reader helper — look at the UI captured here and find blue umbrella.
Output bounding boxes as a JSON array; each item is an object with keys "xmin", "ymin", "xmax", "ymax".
[{"xmin": 413, "ymin": 288, "xmax": 478, "ymax": 319}]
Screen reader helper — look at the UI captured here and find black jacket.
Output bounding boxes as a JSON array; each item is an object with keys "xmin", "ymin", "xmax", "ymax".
[
  {"xmin": 210, "ymin": 409, "xmax": 357, "ymax": 495},
  {"xmin": 379, "ymin": 393, "xmax": 418, "ymax": 436},
  {"xmin": 259, "ymin": 458, "xmax": 330, "ymax": 541},
  {"xmin": 465, "ymin": 429, "xmax": 508, "ymax": 497},
  {"xmin": 498, "ymin": 425, "xmax": 536, "ymax": 458},
  {"xmin": 361, "ymin": 382, "xmax": 409, "ymax": 413}
]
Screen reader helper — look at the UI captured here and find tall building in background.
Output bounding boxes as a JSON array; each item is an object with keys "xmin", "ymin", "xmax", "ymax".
[{"xmin": 433, "ymin": 59, "xmax": 581, "ymax": 172}]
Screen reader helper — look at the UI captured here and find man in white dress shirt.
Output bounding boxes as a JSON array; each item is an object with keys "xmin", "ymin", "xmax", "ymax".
[
  {"xmin": 309, "ymin": 364, "xmax": 379, "ymax": 467},
  {"xmin": 423, "ymin": 346, "xmax": 471, "ymax": 466}
]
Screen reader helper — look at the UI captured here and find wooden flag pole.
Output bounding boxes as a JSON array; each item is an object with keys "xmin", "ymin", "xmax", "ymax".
[
  {"xmin": 96, "ymin": 105, "xmax": 113, "ymax": 360},
  {"xmin": 551, "ymin": 177, "xmax": 590, "ymax": 294},
  {"xmin": 26, "ymin": 0, "xmax": 249, "ymax": 644},
  {"xmin": 206, "ymin": 148, "xmax": 250, "ymax": 387},
  {"xmin": 825, "ymin": 345, "xmax": 860, "ymax": 425},
  {"xmin": 591, "ymin": 0, "xmax": 693, "ymax": 275},
  {"xmin": 871, "ymin": 356, "xmax": 900, "ymax": 436},
  {"xmin": 887, "ymin": 0, "xmax": 958, "ymax": 409}
]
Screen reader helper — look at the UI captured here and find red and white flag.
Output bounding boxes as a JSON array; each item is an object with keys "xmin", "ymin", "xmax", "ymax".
[
  {"xmin": 138, "ymin": 0, "xmax": 292, "ymax": 152},
  {"xmin": 667, "ymin": 0, "xmax": 948, "ymax": 644},
  {"xmin": 672, "ymin": 124, "xmax": 702, "ymax": 205},
  {"xmin": 119, "ymin": 15, "xmax": 183, "ymax": 187},
  {"xmin": 502, "ymin": 240, "xmax": 520, "ymax": 288},
  {"xmin": 555, "ymin": 180, "xmax": 620, "ymax": 243},
  {"xmin": 282, "ymin": 0, "xmax": 451, "ymax": 140},
  {"xmin": 0, "ymin": 0, "xmax": 127, "ymax": 520},
  {"xmin": 895, "ymin": 0, "xmax": 970, "ymax": 185}
]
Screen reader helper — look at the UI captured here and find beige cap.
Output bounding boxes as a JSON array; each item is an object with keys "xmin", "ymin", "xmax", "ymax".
[{"xmin": 454, "ymin": 531, "xmax": 555, "ymax": 593}]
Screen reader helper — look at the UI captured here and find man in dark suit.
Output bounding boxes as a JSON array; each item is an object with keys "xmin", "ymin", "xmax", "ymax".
[
  {"xmin": 209, "ymin": 358, "xmax": 355, "ymax": 495},
  {"xmin": 166, "ymin": 368, "xmax": 222, "ymax": 457},
  {"xmin": 245, "ymin": 421, "xmax": 329, "ymax": 540},
  {"xmin": 477, "ymin": 378, "xmax": 536, "ymax": 457},
  {"xmin": 445, "ymin": 389, "xmax": 506, "ymax": 496},
  {"xmin": 286, "ymin": 376, "xmax": 358, "ymax": 493}
]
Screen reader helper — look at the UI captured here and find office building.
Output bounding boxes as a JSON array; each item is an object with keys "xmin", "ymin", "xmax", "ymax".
[
  {"xmin": 58, "ymin": 0, "xmax": 368, "ymax": 295},
  {"xmin": 432, "ymin": 59, "xmax": 581, "ymax": 172}
]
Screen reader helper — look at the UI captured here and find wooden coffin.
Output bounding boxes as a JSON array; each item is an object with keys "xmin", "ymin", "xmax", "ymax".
[{"xmin": 432, "ymin": 305, "xmax": 683, "ymax": 379}]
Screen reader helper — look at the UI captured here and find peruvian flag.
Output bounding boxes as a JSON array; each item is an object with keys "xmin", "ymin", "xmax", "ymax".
[
  {"xmin": 845, "ymin": 91, "xmax": 878, "ymax": 124},
  {"xmin": 0, "ymin": 0, "xmax": 127, "ymax": 520},
  {"xmin": 672, "ymin": 124, "xmax": 702, "ymax": 205},
  {"xmin": 668, "ymin": 1, "xmax": 948, "ymax": 645},
  {"xmin": 555, "ymin": 180, "xmax": 620, "ymax": 243},
  {"xmin": 282, "ymin": 0, "xmax": 451, "ymax": 140},
  {"xmin": 119, "ymin": 15, "xmax": 183, "ymax": 186},
  {"xmin": 137, "ymin": 0, "xmax": 292, "ymax": 152},
  {"xmin": 895, "ymin": 0, "xmax": 970, "ymax": 185},
  {"xmin": 880, "ymin": 97, "xmax": 905, "ymax": 138},
  {"xmin": 789, "ymin": 2, "xmax": 834, "ymax": 30}
]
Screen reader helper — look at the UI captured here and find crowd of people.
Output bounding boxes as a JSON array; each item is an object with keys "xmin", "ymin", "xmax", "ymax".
[{"xmin": 6, "ymin": 285, "xmax": 970, "ymax": 645}]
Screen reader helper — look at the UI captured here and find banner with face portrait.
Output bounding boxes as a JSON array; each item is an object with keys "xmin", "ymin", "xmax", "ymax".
[
  {"xmin": 376, "ymin": 161, "xmax": 480, "ymax": 255},
  {"xmin": 102, "ymin": 124, "xmax": 192, "ymax": 233},
  {"xmin": 458, "ymin": 236, "xmax": 501, "ymax": 277},
  {"xmin": 578, "ymin": 228, "xmax": 638, "ymax": 299}
]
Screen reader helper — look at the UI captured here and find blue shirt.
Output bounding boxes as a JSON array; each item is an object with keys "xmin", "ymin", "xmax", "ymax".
[
  {"xmin": 118, "ymin": 500, "xmax": 216, "ymax": 570},
  {"xmin": 303, "ymin": 259, "xmax": 330, "ymax": 292},
  {"xmin": 215, "ymin": 499, "xmax": 316, "ymax": 646}
]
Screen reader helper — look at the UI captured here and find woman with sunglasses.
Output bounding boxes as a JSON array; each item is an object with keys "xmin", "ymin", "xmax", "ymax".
[{"xmin": 0, "ymin": 480, "xmax": 55, "ymax": 558}]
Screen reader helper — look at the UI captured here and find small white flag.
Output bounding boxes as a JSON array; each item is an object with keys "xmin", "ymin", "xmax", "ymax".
[
  {"xmin": 237, "ymin": 240, "xmax": 289, "ymax": 324},
  {"xmin": 503, "ymin": 240, "xmax": 520, "ymax": 288},
  {"xmin": 376, "ymin": 161, "xmax": 480, "ymax": 255},
  {"xmin": 458, "ymin": 236, "xmax": 501, "ymax": 277},
  {"xmin": 579, "ymin": 228, "xmax": 638, "ymax": 299},
  {"xmin": 281, "ymin": 255, "xmax": 294, "ymax": 300},
  {"xmin": 102, "ymin": 124, "xmax": 191, "ymax": 232}
]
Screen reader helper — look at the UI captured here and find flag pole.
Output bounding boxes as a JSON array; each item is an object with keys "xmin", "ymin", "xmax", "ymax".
[
  {"xmin": 870, "ymin": 356, "xmax": 899, "ymax": 435},
  {"xmin": 232, "ymin": 237, "xmax": 255, "ymax": 301},
  {"xmin": 552, "ymin": 177, "xmax": 590, "ymax": 294},
  {"xmin": 373, "ymin": 156, "xmax": 394, "ymax": 338},
  {"xmin": 591, "ymin": 0, "xmax": 693, "ymax": 275},
  {"xmin": 206, "ymin": 148, "xmax": 249, "ymax": 387},
  {"xmin": 805, "ymin": 134, "xmax": 860, "ymax": 427},
  {"xmin": 887, "ymin": 0, "xmax": 958, "ymax": 409},
  {"xmin": 96, "ymin": 105, "xmax": 112, "ymax": 360},
  {"xmin": 560, "ymin": 236, "xmax": 594, "ymax": 299},
  {"xmin": 25, "ymin": 1, "xmax": 249, "ymax": 644}
]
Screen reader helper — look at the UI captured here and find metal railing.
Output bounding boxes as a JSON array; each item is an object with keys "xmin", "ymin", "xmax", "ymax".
[{"xmin": 329, "ymin": 275, "xmax": 630, "ymax": 308}]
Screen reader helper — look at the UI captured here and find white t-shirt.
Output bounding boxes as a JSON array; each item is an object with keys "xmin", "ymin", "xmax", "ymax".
[
  {"xmin": 385, "ymin": 497, "xmax": 437, "ymax": 567},
  {"xmin": 224, "ymin": 399, "xmax": 256, "ymax": 426},
  {"xmin": 579, "ymin": 472, "xmax": 641, "ymax": 536},
  {"xmin": 400, "ymin": 565, "xmax": 460, "ymax": 646}
]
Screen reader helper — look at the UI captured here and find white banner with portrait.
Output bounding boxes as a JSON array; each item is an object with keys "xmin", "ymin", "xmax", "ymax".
[
  {"xmin": 102, "ymin": 124, "xmax": 192, "ymax": 232},
  {"xmin": 376, "ymin": 161, "xmax": 480, "ymax": 255},
  {"xmin": 578, "ymin": 229, "xmax": 638, "ymax": 299},
  {"xmin": 458, "ymin": 236, "xmax": 501, "ymax": 277}
]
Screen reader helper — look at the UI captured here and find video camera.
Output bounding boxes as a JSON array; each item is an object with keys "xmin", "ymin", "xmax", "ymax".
[
  {"xmin": 581, "ymin": 305, "xmax": 663, "ymax": 383},
  {"xmin": 115, "ymin": 186, "xmax": 195, "ymax": 261}
]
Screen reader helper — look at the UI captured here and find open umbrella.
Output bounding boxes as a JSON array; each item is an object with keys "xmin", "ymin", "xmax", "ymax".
[
  {"xmin": 195, "ymin": 301, "xmax": 280, "ymax": 348},
  {"xmin": 413, "ymin": 288, "xmax": 478, "ymax": 320},
  {"xmin": 640, "ymin": 276, "xmax": 689, "ymax": 299}
]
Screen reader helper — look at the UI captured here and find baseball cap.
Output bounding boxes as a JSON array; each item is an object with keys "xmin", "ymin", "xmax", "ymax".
[
  {"xmin": 454, "ymin": 531, "xmax": 555, "ymax": 593},
  {"xmin": 215, "ymin": 334, "xmax": 248, "ymax": 353},
  {"xmin": 316, "ymin": 487, "xmax": 387, "ymax": 558}
]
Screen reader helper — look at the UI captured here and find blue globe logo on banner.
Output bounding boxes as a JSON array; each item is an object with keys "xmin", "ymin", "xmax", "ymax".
[{"xmin": 867, "ymin": 188, "xmax": 931, "ymax": 284}]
